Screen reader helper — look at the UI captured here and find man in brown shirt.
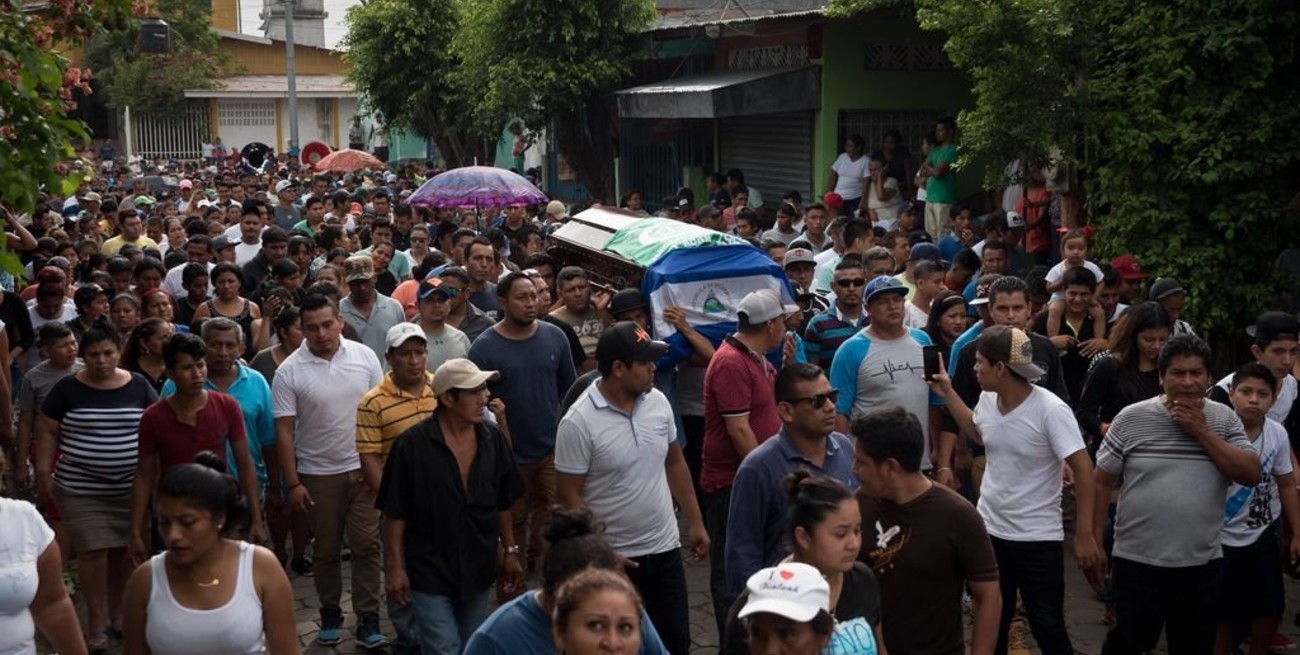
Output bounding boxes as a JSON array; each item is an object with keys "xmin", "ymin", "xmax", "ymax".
[{"xmin": 852, "ymin": 406, "xmax": 1001, "ymax": 655}]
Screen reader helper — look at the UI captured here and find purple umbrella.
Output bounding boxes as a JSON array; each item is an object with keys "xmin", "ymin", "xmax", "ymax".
[{"xmin": 406, "ymin": 166, "xmax": 549, "ymax": 210}]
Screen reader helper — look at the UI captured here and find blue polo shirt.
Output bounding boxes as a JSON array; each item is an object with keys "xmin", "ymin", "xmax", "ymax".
[
  {"xmin": 723, "ymin": 428, "xmax": 859, "ymax": 596},
  {"xmin": 161, "ymin": 362, "xmax": 276, "ymax": 490}
]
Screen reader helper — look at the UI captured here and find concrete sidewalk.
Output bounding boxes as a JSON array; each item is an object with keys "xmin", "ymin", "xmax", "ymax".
[{"xmin": 286, "ymin": 551, "xmax": 1300, "ymax": 655}]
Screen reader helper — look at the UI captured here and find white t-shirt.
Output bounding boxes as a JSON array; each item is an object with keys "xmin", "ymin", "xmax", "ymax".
[
  {"xmin": 163, "ymin": 261, "xmax": 215, "ymax": 298},
  {"xmin": 867, "ymin": 177, "xmax": 902, "ymax": 227},
  {"xmin": 975, "ymin": 385, "xmax": 1086, "ymax": 541},
  {"xmin": 1223, "ymin": 419, "xmax": 1293, "ymax": 547},
  {"xmin": 0, "ymin": 498, "xmax": 54, "ymax": 655},
  {"xmin": 25, "ymin": 300, "xmax": 77, "ymax": 369},
  {"xmin": 903, "ymin": 301, "xmax": 929, "ymax": 330},
  {"xmin": 272, "ymin": 339, "xmax": 383, "ymax": 475},
  {"xmin": 1045, "ymin": 260, "xmax": 1103, "ymax": 301},
  {"xmin": 234, "ymin": 241, "xmax": 262, "ymax": 267},
  {"xmin": 832, "ymin": 153, "xmax": 870, "ymax": 200}
]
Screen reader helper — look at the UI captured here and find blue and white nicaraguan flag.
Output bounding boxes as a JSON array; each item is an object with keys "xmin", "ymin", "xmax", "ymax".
[{"xmin": 640, "ymin": 244, "xmax": 796, "ymax": 367}]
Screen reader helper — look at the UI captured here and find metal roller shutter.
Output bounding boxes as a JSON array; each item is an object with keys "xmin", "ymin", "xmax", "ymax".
[{"xmin": 719, "ymin": 111, "xmax": 813, "ymax": 209}]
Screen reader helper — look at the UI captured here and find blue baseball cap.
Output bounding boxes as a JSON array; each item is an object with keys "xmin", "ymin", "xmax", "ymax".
[
  {"xmin": 418, "ymin": 276, "xmax": 456, "ymax": 301},
  {"xmin": 864, "ymin": 275, "xmax": 908, "ymax": 305},
  {"xmin": 908, "ymin": 242, "xmax": 943, "ymax": 264}
]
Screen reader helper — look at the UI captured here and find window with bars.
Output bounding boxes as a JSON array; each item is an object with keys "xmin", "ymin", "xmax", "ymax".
[
  {"xmin": 838, "ymin": 109, "xmax": 944, "ymax": 166},
  {"xmin": 863, "ymin": 43, "xmax": 952, "ymax": 71},
  {"xmin": 218, "ymin": 100, "xmax": 276, "ymax": 126}
]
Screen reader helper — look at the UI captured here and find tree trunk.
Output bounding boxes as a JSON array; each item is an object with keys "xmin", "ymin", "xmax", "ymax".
[{"xmin": 552, "ymin": 95, "xmax": 616, "ymax": 202}]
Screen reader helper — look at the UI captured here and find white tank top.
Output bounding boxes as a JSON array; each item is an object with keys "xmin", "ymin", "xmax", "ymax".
[{"xmin": 146, "ymin": 541, "xmax": 265, "ymax": 655}]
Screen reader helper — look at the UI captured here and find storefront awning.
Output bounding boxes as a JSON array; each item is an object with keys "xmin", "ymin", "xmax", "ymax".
[{"xmin": 614, "ymin": 66, "xmax": 820, "ymax": 119}]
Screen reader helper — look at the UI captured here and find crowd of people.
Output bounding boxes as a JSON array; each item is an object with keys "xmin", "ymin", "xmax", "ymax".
[{"xmin": 0, "ymin": 118, "xmax": 1294, "ymax": 655}]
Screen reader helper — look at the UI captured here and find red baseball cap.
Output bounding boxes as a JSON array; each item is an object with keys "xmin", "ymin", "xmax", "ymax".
[
  {"xmin": 822, "ymin": 192, "xmax": 843, "ymax": 210},
  {"xmin": 1111, "ymin": 254, "xmax": 1148, "ymax": 280}
]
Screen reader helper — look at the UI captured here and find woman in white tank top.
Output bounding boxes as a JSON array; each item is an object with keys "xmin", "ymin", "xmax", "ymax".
[{"xmin": 120, "ymin": 453, "xmax": 299, "ymax": 655}]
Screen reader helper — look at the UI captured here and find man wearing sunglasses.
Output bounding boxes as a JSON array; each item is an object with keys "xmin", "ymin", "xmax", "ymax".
[
  {"xmin": 414, "ymin": 276, "xmax": 471, "ymax": 373},
  {"xmin": 723, "ymin": 362, "xmax": 859, "ymax": 598},
  {"xmin": 803, "ymin": 255, "xmax": 871, "ymax": 370}
]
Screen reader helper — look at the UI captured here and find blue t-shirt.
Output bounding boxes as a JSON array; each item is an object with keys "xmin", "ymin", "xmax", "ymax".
[
  {"xmin": 948, "ymin": 322, "xmax": 984, "ymax": 374},
  {"xmin": 938, "ymin": 233, "xmax": 964, "ymax": 263},
  {"xmin": 464, "ymin": 591, "xmax": 669, "ymax": 655},
  {"xmin": 468, "ymin": 323, "xmax": 576, "ymax": 462}
]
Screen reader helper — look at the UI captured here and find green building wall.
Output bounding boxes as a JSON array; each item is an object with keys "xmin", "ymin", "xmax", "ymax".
[{"xmin": 812, "ymin": 16, "xmax": 979, "ymax": 200}]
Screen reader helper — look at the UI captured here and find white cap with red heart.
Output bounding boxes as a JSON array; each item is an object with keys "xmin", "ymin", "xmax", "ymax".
[{"xmin": 737, "ymin": 562, "xmax": 830, "ymax": 622}]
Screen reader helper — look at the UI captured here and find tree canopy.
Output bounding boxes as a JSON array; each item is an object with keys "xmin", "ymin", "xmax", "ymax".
[
  {"xmin": 83, "ymin": 0, "xmax": 236, "ymax": 118},
  {"xmin": 340, "ymin": 0, "xmax": 488, "ymax": 167},
  {"xmin": 0, "ymin": 0, "xmax": 134, "ymax": 211},
  {"xmin": 340, "ymin": 0, "xmax": 654, "ymax": 199},
  {"xmin": 452, "ymin": 0, "xmax": 655, "ymax": 201},
  {"xmin": 829, "ymin": 0, "xmax": 1300, "ymax": 338}
]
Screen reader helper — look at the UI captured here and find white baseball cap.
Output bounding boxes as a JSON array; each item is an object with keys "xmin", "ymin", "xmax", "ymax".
[
  {"xmin": 737, "ymin": 289, "xmax": 798, "ymax": 325},
  {"xmin": 737, "ymin": 563, "xmax": 830, "ymax": 623},
  {"xmin": 385, "ymin": 322, "xmax": 426, "ymax": 351},
  {"xmin": 274, "ymin": 179, "xmax": 297, "ymax": 194}
]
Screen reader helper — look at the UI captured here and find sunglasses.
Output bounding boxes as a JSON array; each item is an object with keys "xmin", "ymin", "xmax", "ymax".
[
  {"xmin": 835, "ymin": 278, "xmax": 867, "ymax": 288},
  {"xmin": 419, "ymin": 284, "xmax": 460, "ymax": 299},
  {"xmin": 782, "ymin": 390, "xmax": 839, "ymax": 407}
]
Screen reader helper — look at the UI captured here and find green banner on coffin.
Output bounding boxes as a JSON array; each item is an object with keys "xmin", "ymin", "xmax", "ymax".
[{"xmin": 602, "ymin": 217, "xmax": 749, "ymax": 267}]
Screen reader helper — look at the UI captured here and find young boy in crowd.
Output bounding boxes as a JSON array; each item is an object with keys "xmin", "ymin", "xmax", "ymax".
[
  {"xmin": 904, "ymin": 260, "xmax": 946, "ymax": 329},
  {"xmin": 734, "ymin": 208, "xmax": 761, "ymax": 239},
  {"xmin": 1217, "ymin": 363, "xmax": 1300, "ymax": 655},
  {"xmin": 938, "ymin": 206, "xmax": 976, "ymax": 262}
]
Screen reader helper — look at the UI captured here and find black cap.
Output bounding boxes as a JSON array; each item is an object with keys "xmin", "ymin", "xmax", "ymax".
[
  {"xmin": 1247, "ymin": 311, "xmax": 1300, "ymax": 343},
  {"xmin": 73, "ymin": 283, "xmax": 108, "ymax": 307},
  {"xmin": 1148, "ymin": 277, "xmax": 1185, "ymax": 301},
  {"xmin": 596, "ymin": 321, "xmax": 669, "ymax": 367},
  {"xmin": 609, "ymin": 288, "xmax": 648, "ymax": 318}
]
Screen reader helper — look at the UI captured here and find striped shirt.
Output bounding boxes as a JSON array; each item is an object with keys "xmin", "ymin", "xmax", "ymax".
[
  {"xmin": 1096, "ymin": 396, "xmax": 1251, "ymax": 567},
  {"xmin": 356, "ymin": 372, "xmax": 438, "ymax": 463},
  {"xmin": 803, "ymin": 305, "xmax": 869, "ymax": 371},
  {"xmin": 41, "ymin": 373, "xmax": 158, "ymax": 495}
]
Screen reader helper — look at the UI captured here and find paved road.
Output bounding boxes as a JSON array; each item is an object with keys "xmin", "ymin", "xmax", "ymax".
[
  {"xmin": 283, "ymin": 548, "xmax": 1298, "ymax": 655},
  {"xmin": 63, "ymin": 529, "xmax": 1300, "ymax": 654}
]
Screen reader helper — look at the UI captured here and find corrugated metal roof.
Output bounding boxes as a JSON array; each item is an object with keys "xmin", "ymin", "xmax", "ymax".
[
  {"xmin": 184, "ymin": 75, "xmax": 356, "ymax": 98},
  {"xmin": 616, "ymin": 67, "xmax": 804, "ymax": 95},
  {"xmin": 650, "ymin": 0, "xmax": 826, "ymax": 31},
  {"xmin": 615, "ymin": 66, "xmax": 820, "ymax": 119}
]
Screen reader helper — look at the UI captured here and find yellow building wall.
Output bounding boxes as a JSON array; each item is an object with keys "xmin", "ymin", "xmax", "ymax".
[
  {"xmin": 219, "ymin": 40, "xmax": 347, "ymax": 76},
  {"xmin": 211, "ymin": 0, "xmax": 238, "ymax": 32}
]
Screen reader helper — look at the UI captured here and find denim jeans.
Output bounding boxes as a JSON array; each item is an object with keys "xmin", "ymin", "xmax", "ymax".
[
  {"xmin": 1102, "ymin": 557, "xmax": 1222, "ymax": 655},
  {"xmin": 703, "ymin": 486, "xmax": 733, "ymax": 647},
  {"xmin": 990, "ymin": 537, "xmax": 1073, "ymax": 655},
  {"xmin": 390, "ymin": 588, "xmax": 491, "ymax": 655},
  {"xmin": 626, "ymin": 549, "xmax": 691, "ymax": 655}
]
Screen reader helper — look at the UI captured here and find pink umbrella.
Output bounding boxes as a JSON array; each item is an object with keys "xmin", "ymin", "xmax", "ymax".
[{"xmin": 313, "ymin": 148, "xmax": 385, "ymax": 172}]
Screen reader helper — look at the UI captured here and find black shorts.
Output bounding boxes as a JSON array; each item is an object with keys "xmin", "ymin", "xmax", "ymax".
[{"xmin": 1219, "ymin": 522, "xmax": 1285, "ymax": 623}]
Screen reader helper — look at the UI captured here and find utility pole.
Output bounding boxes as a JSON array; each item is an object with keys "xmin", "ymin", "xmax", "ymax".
[{"xmin": 284, "ymin": 0, "xmax": 300, "ymax": 156}]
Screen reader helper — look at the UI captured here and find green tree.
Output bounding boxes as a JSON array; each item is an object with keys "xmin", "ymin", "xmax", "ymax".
[
  {"xmin": 83, "ymin": 0, "xmax": 236, "ymax": 118},
  {"xmin": 455, "ymin": 0, "xmax": 655, "ymax": 200},
  {"xmin": 829, "ymin": 0, "xmax": 1300, "ymax": 342},
  {"xmin": 341, "ymin": 0, "xmax": 488, "ymax": 167},
  {"xmin": 0, "ymin": 0, "xmax": 135, "ymax": 219}
]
